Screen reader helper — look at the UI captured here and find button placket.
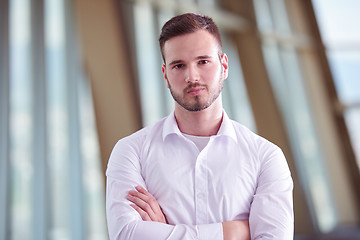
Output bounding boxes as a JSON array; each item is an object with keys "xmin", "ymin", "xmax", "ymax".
[{"xmin": 194, "ymin": 148, "xmax": 209, "ymax": 224}]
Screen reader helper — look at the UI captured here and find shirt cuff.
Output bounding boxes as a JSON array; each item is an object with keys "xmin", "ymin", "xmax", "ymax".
[{"xmin": 197, "ymin": 223, "xmax": 223, "ymax": 240}]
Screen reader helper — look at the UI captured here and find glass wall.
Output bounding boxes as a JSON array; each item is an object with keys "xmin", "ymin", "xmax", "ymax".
[
  {"xmin": 9, "ymin": 0, "xmax": 33, "ymax": 238},
  {"xmin": 312, "ymin": 0, "xmax": 360, "ymax": 169},
  {"xmin": 0, "ymin": 0, "xmax": 108, "ymax": 239},
  {"xmin": 253, "ymin": 0, "xmax": 337, "ymax": 233}
]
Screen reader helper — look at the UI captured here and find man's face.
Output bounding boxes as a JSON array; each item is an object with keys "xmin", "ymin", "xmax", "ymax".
[{"xmin": 161, "ymin": 30, "xmax": 228, "ymax": 112}]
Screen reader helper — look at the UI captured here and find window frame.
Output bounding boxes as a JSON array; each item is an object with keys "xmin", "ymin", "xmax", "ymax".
[
  {"xmin": 0, "ymin": 0, "xmax": 10, "ymax": 239},
  {"xmin": 0, "ymin": 0, "xmax": 107, "ymax": 239},
  {"xmin": 287, "ymin": 0, "xmax": 360, "ymax": 228}
]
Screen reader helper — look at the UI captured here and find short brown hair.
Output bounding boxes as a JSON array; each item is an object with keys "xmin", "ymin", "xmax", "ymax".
[{"xmin": 159, "ymin": 13, "xmax": 223, "ymax": 62}]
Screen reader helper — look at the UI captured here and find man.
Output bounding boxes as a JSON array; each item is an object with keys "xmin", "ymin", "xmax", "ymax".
[{"xmin": 106, "ymin": 13, "xmax": 294, "ymax": 240}]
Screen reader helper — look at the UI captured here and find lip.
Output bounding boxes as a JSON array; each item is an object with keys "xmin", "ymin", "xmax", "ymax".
[{"xmin": 187, "ymin": 87, "xmax": 205, "ymax": 96}]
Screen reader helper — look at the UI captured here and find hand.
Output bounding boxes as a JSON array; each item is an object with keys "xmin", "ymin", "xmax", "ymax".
[
  {"xmin": 222, "ymin": 220, "xmax": 250, "ymax": 240},
  {"xmin": 127, "ymin": 185, "xmax": 167, "ymax": 224}
]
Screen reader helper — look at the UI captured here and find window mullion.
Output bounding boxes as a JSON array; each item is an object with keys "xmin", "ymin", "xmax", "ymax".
[
  {"xmin": 64, "ymin": 0, "xmax": 85, "ymax": 239},
  {"xmin": 0, "ymin": 0, "xmax": 10, "ymax": 239},
  {"xmin": 31, "ymin": 0, "xmax": 49, "ymax": 239}
]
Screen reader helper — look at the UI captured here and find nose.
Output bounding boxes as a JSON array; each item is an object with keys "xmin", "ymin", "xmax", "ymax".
[{"xmin": 185, "ymin": 65, "xmax": 200, "ymax": 83}]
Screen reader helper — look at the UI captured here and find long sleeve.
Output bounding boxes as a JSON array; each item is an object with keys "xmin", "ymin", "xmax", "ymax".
[
  {"xmin": 249, "ymin": 145, "xmax": 294, "ymax": 239},
  {"xmin": 106, "ymin": 137, "xmax": 223, "ymax": 240},
  {"xmin": 106, "ymin": 112, "xmax": 293, "ymax": 239}
]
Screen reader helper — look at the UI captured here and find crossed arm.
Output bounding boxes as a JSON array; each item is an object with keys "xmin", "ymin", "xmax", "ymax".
[
  {"xmin": 127, "ymin": 185, "xmax": 251, "ymax": 240},
  {"xmin": 107, "ymin": 136, "xmax": 293, "ymax": 239}
]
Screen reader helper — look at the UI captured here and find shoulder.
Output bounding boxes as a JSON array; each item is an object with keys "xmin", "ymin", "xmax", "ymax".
[
  {"xmin": 230, "ymin": 120, "xmax": 284, "ymax": 160},
  {"xmin": 230, "ymin": 121, "xmax": 273, "ymax": 146},
  {"xmin": 110, "ymin": 117, "xmax": 167, "ymax": 160},
  {"xmin": 230, "ymin": 121, "xmax": 291, "ymax": 185}
]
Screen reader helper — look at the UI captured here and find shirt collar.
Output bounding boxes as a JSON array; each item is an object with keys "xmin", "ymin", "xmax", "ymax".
[
  {"xmin": 217, "ymin": 111, "xmax": 238, "ymax": 143},
  {"xmin": 162, "ymin": 111, "xmax": 183, "ymax": 141},
  {"xmin": 162, "ymin": 110, "xmax": 238, "ymax": 143}
]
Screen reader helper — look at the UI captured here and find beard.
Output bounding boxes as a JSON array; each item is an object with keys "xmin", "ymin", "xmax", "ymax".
[{"xmin": 167, "ymin": 73, "xmax": 224, "ymax": 112}]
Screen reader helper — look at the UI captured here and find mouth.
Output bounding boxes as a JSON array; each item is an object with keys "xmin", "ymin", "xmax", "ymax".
[
  {"xmin": 186, "ymin": 87, "xmax": 205, "ymax": 96},
  {"xmin": 185, "ymin": 83, "xmax": 206, "ymax": 96}
]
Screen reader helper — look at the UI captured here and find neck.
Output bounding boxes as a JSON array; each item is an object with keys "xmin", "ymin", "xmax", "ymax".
[{"xmin": 174, "ymin": 98, "xmax": 223, "ymax": 136}]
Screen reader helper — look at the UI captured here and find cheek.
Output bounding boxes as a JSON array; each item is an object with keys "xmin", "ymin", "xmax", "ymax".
[
  {"xmin": 204, "ymin": 68, "xmax": 221, "ymax": 83},
  {"xmin": 167, "ymin": 72, "xmax": 184, "ymax": 84},
  {"xmin": 166, "ymin": 75, "xmax": 184, "ymax": 91}
]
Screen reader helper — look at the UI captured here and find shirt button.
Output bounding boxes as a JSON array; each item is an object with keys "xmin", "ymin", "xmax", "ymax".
[{"xmin": 197, "ymin": 193, "xmax": 205, "ymax": 200}]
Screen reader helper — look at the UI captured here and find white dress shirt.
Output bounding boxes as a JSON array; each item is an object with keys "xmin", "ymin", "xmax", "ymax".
[{"xmin": 106, "ymin": 111, "xmax": 294, "ymax": 240}]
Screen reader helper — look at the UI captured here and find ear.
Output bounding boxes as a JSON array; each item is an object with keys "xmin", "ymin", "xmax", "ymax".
[
  {"xmin": 162, "ymin": 64, "xmax": 169, "ymax": 88},
  {"xmin": 221, "ymin": 53, "xmax": 229, "ymax": 79}
]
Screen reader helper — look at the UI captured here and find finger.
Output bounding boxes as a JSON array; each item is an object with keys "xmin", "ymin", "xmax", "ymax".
[
  {"xmin": 127, "ymin": 190, "xmax": 152, "ymax": 209},
  {"xmin": 133, "ymin": 186, "xmax": 163, "ymax": 214},
  {"xmin": 135, "ymin": 186, "xmax": 167, "ymax": 223},
  {"xmin": 129, "ymin": 188, "xmax": 159, "ymax": 212},
  {"xmin": 127, "ymin": 194, "xmax": 156, "ymax": 219},
  {"xmin": 128, "ymin": 189, "xmax": 167, "ymax": 223},
  {"xmin": 135, "ymin": 185, "xmax": 152, "ymax": 197},
  {"xmin": 128, "ymin": 189, "xmax": 150, "ymax": 202},
  {"xmin": 128, "ymin": 186, "xmax": 167, "ymax": 223},
  {"xmin": 130, "ymin": 204, "xmax": 151, "ymax": 221}
]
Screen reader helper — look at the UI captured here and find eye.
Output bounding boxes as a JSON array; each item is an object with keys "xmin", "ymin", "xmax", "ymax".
[
  {"xmin": 173, "ymin": 64, "xmax": 184, "ymax": 69},
  {"xmin": 199, "ymin": 60, "xmax": 209, "ymax": 65}
]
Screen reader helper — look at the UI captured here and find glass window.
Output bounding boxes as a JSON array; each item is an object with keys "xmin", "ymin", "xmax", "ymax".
[
  {"xmin": 9, "ymin": 0, "xmax": 33, "ymax": 238},
  {"xmin": 1, "ymin": 0, "xmax": 108, "ymax": 239},
  {"xmin": 253, "ymin": 0, "xmax": 337, "ymax": 233},
  {"xmin": 0, "ymin": 0, "xmax": 9, "ymax": 238},
  {"xmin": 197, "ymin": 0, "xmax": 218, "ymax": 8},
  {"xmin": 133, "ymin": 1, "xmax": 167, "ymax": 126},
  {"xmin": 45, "ymin": 0, "xmax": 71, "ymax": 238},
  {"xmin": 222, "ymin": 34, "xmax": 256, "ymax": 131},
  {"xmin": 312, "ymin": 0, "xmax": 360, "ymax": 168}
]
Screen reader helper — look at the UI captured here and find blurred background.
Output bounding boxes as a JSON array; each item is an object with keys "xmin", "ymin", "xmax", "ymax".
[{"xmin": 0, "ymin": 0, "xmax": 359, "ymax": 239}]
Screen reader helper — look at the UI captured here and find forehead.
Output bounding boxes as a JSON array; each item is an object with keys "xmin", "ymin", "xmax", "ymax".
[{"xmin": 162, "ymin": 30, "xmax": 220, "ymax": 63}]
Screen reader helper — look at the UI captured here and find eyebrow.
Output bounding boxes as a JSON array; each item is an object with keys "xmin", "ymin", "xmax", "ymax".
[
  {"xmin": 168, "ymin": 60, "xmax": 183, "ymax": 66},
  {"xmin": 168, "ymin": 55, "xmax": 214, "ymax": 66},
  {"xmin": 196, "ymin": 55, "xmax": 213, "ymax": 60}
]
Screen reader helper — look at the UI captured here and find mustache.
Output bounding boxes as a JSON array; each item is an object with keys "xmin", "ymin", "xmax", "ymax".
[{"xmin": 184, "ymin": 83, "xmax": 207, "ymax": 92}]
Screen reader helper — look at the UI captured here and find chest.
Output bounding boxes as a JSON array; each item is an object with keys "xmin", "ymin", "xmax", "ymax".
[{"xmin": 140, "ymin": 138, "xmax": 259, "ymax": 223}]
